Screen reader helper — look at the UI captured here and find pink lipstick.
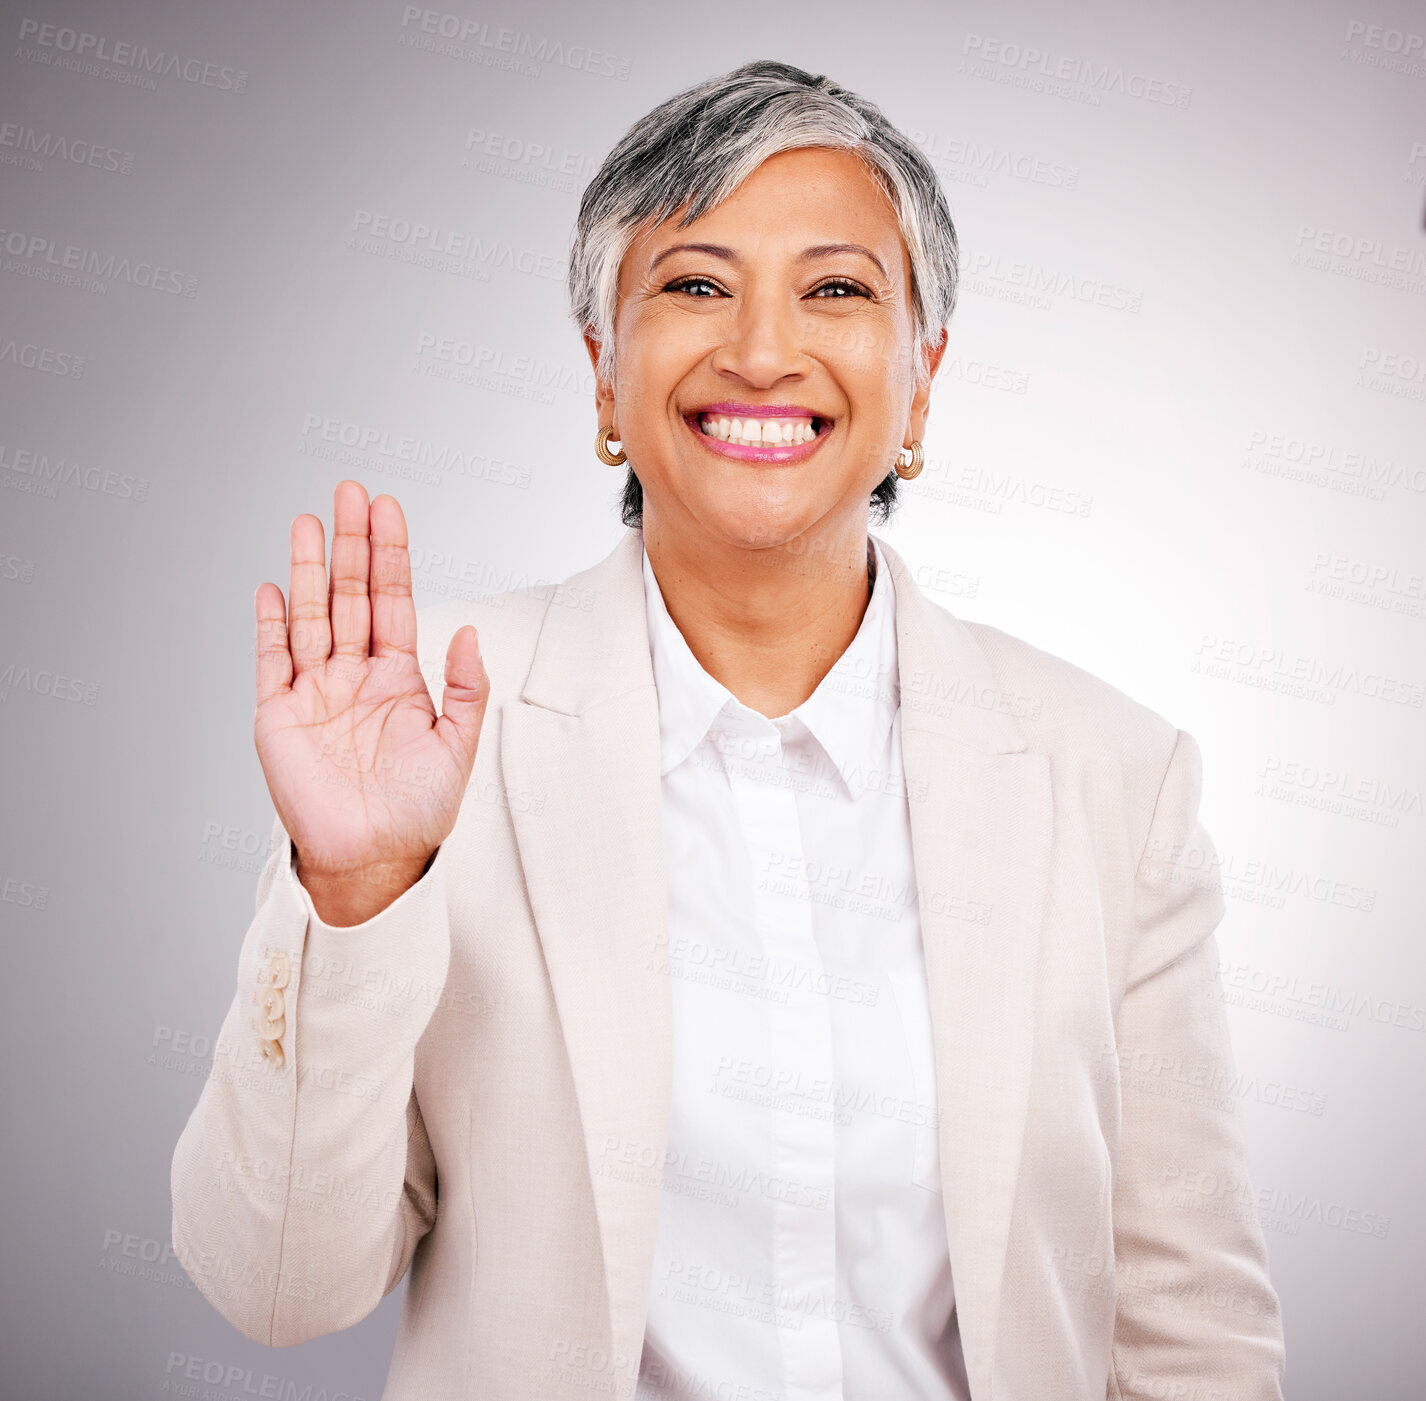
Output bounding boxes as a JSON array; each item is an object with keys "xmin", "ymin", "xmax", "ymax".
[{"xmin": 686, "ymin": 402, "xmax": 832, "ymax": 463}]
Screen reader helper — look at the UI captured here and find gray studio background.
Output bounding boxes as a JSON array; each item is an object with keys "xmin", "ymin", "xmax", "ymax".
[{"xmin": 2, "ymin": 0, "xmax": 1423, "ymax": 1395}]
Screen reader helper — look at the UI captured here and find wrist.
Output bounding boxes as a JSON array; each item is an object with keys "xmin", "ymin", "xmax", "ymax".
[{"xmin": 294, "ymin": 849, "xmax": 435, "ymax": 927}]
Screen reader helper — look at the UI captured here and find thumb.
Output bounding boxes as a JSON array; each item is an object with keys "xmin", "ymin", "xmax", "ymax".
[{"xmin": 433, "ymin": 625, "xmax": 490, "ymax": 771}]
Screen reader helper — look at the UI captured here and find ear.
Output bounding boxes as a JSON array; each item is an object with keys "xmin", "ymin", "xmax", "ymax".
[
  {"xmin": 582, "ymin": 331, "xmax": 617, "ymax": 434},
  {"xmin": 906, "ymin": 326, "xmax": 949, "ymax": 446}
]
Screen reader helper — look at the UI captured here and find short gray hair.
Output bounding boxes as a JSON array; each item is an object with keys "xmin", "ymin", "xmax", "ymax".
[{"xmin": 568, "ymin": 59, "xmax": 960, "ymax": 385}]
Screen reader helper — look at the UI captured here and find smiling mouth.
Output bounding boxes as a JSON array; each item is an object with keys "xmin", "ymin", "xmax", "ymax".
[{"xmin": 690, "ymin": 411, "xmax": 830, "ymax": 447}]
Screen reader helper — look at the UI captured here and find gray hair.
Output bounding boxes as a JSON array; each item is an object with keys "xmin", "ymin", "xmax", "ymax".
[{"xmin": 567, "ymin": 60, "xmax": 960, "ymax": 524}]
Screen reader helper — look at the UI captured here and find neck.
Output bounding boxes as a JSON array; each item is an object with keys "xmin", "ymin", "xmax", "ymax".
[{"xmin": 642, "ymin": 513, "xmax": 875, "ymax": 720}]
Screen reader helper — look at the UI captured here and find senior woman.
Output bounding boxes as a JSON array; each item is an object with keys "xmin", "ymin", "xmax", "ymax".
[{"xmin": 171, "ymin": 61, "xmax": 1286, "ymax": 1401}]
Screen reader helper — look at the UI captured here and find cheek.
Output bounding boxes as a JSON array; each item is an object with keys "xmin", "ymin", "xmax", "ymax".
[
  {"xmin": 805, "ymin": 317, "xmax": 889, "ymax": 368},
  {"xmin": 809, "ymin": 309, "xmax": 917, "ymax": 393},
  {"xmin": 611, "ymin": 351, "xmax": 664, "ymax": 426},
  {"xmin": 831, "ymin": 349, "xmax": 913, "ymax": 419},
  {"xmin": 614, "ymin": 312, "xmax": 707, "ymax": 416}
]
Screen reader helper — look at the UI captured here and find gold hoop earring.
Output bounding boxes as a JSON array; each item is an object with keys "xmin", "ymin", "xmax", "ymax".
[
  {"xmin": 595, "ymin": 425, "xmax": 627, "ymax": 466},
  {"xmin": 894, "ymin": 440, "xmax": 924, "ymax": 480}
]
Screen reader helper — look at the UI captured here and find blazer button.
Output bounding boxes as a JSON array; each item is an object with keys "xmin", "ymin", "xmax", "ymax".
[
  {"xmin": 252, "ymin": 963, "xmax": 289, "ymax": 1065},
  {"xmin": 263, "ymin": 949, "xmax": 292, "ymax": 989},
  {"xmin": 255, "ymin": 1011, "xmax": 286, "ymax": 1041}
]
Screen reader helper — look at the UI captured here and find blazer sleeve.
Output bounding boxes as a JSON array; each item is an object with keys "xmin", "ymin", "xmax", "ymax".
[
  {"xmin": 170, "ymin": 808, "xmax": 451, "ymax": 1346},
  {"xmin": 1107, "ymin": 728, "xmax": 1287, "ymax": 1401}
]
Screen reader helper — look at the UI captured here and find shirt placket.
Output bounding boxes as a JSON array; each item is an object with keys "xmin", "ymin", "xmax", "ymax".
[{"xmin": 718, "ymin": 713, "xmax": 843, "ymax": 1401}]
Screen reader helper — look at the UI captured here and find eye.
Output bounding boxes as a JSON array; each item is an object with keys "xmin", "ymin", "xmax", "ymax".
[
  {"xmin": 664, "ymin": 275, "xmax": 727, "ymax": 297},
  {"xmin": 809, "ymin": 278, "xmax": 872, "ymax": 299}
]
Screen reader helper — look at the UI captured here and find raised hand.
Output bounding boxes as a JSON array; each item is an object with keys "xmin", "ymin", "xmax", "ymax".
[{"xmin": 253, "ymin": 480, "xmax": 488, "ymax": 925}]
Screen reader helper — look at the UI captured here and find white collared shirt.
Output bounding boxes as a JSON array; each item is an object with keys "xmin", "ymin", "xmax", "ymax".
[{"xmin": 636, "ymin": 535, "xmax": 970, "ymax": 1401}]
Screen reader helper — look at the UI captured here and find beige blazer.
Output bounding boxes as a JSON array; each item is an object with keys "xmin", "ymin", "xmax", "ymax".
[{"xmin": 171, "ymin": 526, "xmax": 1286, "ymax": 1400}]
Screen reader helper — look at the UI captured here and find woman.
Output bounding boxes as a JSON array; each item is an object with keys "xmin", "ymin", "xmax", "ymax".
[{"xmin": 171, "ymin": 61, "xmax": 1286, "ymax": 1400}]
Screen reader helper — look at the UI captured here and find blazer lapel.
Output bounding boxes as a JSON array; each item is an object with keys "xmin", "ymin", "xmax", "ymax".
[
  {"xmin": 501, "ymin": 527, "xmax": 673, "ymax": 1390},
  {"xmin": 877, "ymin": 535, "xmax": 1054, "ymax": 1400},
  {"xmin": 501, "ymin": 526, "xmax": 1052, "ymax": 1401}
]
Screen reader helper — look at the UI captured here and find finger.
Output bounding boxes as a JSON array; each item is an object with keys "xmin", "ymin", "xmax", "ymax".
[
  {"xmin": 434, "ymin": 625, "xmax": 490, "ymax": 772},
  {"xmin": 369, "ymin": 493, "xmax": 417, "ymax": 661},
  {"xmin": 330, "ymin": 479, "xmax": 372, "ymax": 660},
  {"xmin": 254, "ymin": 582, "xmax": 293, "ymax": 707},
  {"xmin": 288, "ymin": 513, "xmax": 331, "ymax": 675}
]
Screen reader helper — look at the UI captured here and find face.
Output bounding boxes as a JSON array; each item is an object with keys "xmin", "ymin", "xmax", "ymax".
[{"xmin": 585, "ymin": 146, "xmax": 947, "ymax": 555}]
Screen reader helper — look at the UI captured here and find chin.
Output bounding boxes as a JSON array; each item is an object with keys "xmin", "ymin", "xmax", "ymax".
[{"xmin": 703, "ymin": 503, "xmax": 825, "ymax": 553}]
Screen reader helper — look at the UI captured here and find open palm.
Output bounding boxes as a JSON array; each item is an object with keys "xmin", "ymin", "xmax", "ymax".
[{"xmin": 254, "ymin": 482, "xmax": 488, "ymax": 902}]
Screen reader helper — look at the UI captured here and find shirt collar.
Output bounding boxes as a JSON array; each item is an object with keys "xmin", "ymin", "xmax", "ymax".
[{"xmin": 641, "ymin": 534, "xmax": 899, "ymax": 798}]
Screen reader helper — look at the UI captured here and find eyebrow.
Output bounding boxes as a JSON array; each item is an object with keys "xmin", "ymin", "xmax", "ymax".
[
  {"xmin": 648, "ymin": 240, "xmax": 889, "ymax": 279},
  {"xmin": 800, "ymin": 243, "xmax": 889, "ymax": 279}
]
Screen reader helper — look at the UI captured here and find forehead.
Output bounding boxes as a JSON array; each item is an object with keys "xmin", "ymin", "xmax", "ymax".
[{"xmin": 624, "ymin": 146, "xmax": 910, "ymax": 276}]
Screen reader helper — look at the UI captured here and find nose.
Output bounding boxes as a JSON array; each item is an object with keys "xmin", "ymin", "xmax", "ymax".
[{"xmin": 708, "ymin": 285, "xmax": 811, "ymax": 390}]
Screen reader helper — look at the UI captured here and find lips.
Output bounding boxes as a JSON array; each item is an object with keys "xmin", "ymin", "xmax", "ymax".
[{"xmin": 685, "ymin": 402, "xmax": 832, "ymax": 458}]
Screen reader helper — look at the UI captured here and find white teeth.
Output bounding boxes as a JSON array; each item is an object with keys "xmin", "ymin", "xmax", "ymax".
[{"xmin": 699, "ymin": 414, "xmax": 818, "ymax": 446}]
